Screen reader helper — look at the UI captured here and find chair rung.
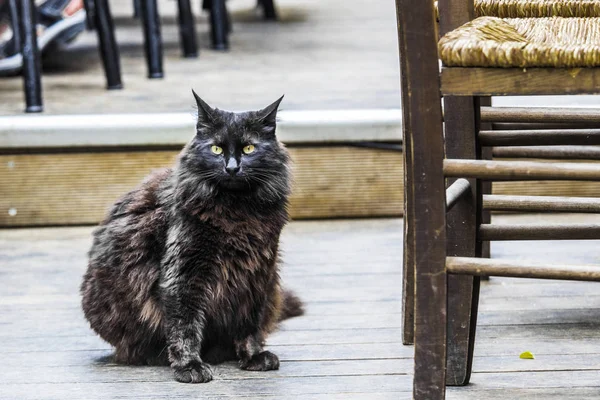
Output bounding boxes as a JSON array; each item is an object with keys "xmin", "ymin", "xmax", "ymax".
[
  {"xmin": 483, "ymin": 195, "xmax": 600, "ymax": 213},
  {"xmin": 481, "ymin": 107, "xmax": 600, "ymax": 123},
  {"xmin": 444, "ymin": 159, "xmax": 600, "ymax": 181},
  {"xmin": 492, "ymin": 123, "xmax": 599, "ymax": 130},
  {"xmin": 479, "ymin": 223, "xmax": 600, "ymax": 240},
  {"xmin": 480, "ymin": 130, "xmax": 600, "ymax": 146},
  {"xmin": 447, "ymin": 256, "xmax": 600, "ymax": 281},
  {"xmin": 493, "ymin": 146, "xmax": 600, "ymax": 160},
  {"xmin": 446, "ymin": 178, "xmax": 471, "ymax": 212}
]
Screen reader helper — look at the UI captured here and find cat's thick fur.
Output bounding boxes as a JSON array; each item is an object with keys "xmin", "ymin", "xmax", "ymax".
[{"xmin": 81, "ymin": 92, "xmax": 303, "ymax": 383}]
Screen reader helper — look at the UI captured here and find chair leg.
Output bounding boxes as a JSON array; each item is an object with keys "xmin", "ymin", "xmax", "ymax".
[
  {"xmin": 396, "ymin": 0, "xmax": 447, "ymax": 397},
  {"xmin": 82, "ymin": 0, "xmax": 95, "ymax": 29},
  {"xmin": 17, "ymin": 0, "xmax": 43, "ymax": 113},
  {"xmin": 444, "ymin": 96, "xmax": 481, "ymax": 386},
  {"xmin": 133, "ymin": 0, "xmax": 141, "ymax": 18},
  {"xmin": 209, "ymin": 0, "xmax": 229, "ymax": 50},
  {"xmin": 259, "ymin": 0, "xmax": 278, "ymax": 20},
  {"xmin": 92, "ymin": 0, "xmax": 123, "ymax": 89},
  {"xmin": 140, "ymin": 0, "xmax": 164, "ymax": 78},
  {"xmin": 177, "ymin": 0, "xmax": 198, "ymax": 58}
]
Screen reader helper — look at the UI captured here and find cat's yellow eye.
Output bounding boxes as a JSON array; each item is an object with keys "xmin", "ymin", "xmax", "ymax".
[
  {"xmin": 211, "ymin": 145, "xmax": 223, "ymax": 155},
  {"xmin": 243, "ymin": 144, "xmax": 255, "ymax": 155}
]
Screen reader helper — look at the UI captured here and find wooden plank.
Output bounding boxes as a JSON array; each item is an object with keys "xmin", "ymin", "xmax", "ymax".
[
  {"xmin": 0, "ymin": 146, "xmax": 403, "ymax": 226},
  {"xmin": 479, "ymin": 295, "xmax": 600, "ymax": 312},
  {"xmin": 454, "ymin": 371, "xmax": 600, "ymax": 389},
  {"xmin": 441, "ymin": 67, "xmax": 600, "ymax": 96},
  {"xmin": 0, "ymin": 375, "xmax": 411, "ymax": 400},
  {"xmin": 0, "ymin": 357, "xmax": 410, "ymax": 380},
  {"xmin": 3, "ymin": 334, "xmax": 600, "ymax": 368},
  {"xmin": 447, "ymin": 388, "xmax": 600, "ymax": 400},
  {"xmin": 477, "ymin": 324, "xmax": 600, "ymax": 340},
  {"xmin": 7, "ymin": 352, "xmax": 600, "ymax": 390},
  {"xmin": 446, "ymin": 388, "xmax": 600, "ymax": 400},
  {"xmin": 473, "ymin": 354, "xmax": 600, "ymax": 373},
  {"xmin": 1, "ymin": 393, "xmax": 409, "ymax": 400},
  {"xmin": 6, "ymin": 345, "xmax": 409, "ymax": 368},
  {"xmin": 0, "ymin": 328, "xmax": 405, "ymax": 352},
  {"xmin": 478, "ymin": 308, "xmax": 600, "ymax": 326}
]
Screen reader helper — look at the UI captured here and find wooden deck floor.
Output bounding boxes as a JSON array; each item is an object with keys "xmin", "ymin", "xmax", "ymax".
[{"xmin": 2, "ymin": 217, "xmax": 600, "ymax": 399}]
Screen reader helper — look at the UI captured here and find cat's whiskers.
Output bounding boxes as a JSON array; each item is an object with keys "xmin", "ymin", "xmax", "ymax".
[{"xmin": 248, "ymin": 174, "xmax": 280, "ymax": 197}]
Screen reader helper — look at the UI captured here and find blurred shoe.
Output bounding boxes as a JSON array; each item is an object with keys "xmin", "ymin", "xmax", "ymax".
[
  {"xmin": 0, "ymin": 0, "xmax": 86, "ymax": 76},
  {"xmin": 0, "ymin": 2, "xmax": 21, "ymax": 75}
]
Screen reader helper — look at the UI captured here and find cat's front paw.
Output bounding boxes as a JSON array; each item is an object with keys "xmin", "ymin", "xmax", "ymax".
[
  {"xmin": 173, "ymin": 361, "xmax": 213, "ymax": 383},
  {"xmin": 240, "ymin": 351, "xmax": 280, "ymax": 371}
]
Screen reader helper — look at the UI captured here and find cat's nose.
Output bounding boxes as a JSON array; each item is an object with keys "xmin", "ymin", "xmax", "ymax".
[
  {"xmin": 226, "ymin": 166, "xmax": 240, "ymax": 176},
  {"xmin": 226, "ymin": 158, "xmax": 240, "ymax": 176}
]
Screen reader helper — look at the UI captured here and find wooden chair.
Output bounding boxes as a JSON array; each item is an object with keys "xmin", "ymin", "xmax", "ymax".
[{"xmin": 396, "ymin": 0, "xmax": 600, "ymax": 398}]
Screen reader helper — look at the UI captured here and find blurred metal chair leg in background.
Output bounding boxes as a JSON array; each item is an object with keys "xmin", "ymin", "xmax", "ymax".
[
  {"xmin": 177, "ymin": 0, "xmax": 198, "ymax": 58},
  {"xmin": 140, "ymin": 0, "xmax": 164, "ymax": 78},
  {"xmin": 133, "ymin": 0, "xmax": 141, "ymax": 18},
  {"xmin": 259, "ymin": 0, "xmax": 278, "ymax": 20},
  {"xmin": 83, "ymin": 0, "xmax": 95, "ymax": 29},
  {"xmin": 16, "ymin": 0, "xmax": 43, "ymax": 113},
  {"xmin": 210, "ymin": 0, "xmax": 229, "ymax": 50},
  {"xmin": 89, "ymin": 0, "xmax": 123, "ymax": 89}
]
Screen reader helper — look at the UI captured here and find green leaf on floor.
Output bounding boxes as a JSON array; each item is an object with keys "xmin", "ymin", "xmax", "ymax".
[{"xmin": 519, "ymin": 351, "xmax": 535, "ymax": 359}]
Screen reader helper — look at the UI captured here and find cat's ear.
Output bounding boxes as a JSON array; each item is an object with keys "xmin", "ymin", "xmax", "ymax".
[
  {"xmin": 192, "ymin": 89, "xmax": 215, "ymax": 128},
  {"xmin": 256, "ymin": 95, "xmax": 284, "ymax": 134}
]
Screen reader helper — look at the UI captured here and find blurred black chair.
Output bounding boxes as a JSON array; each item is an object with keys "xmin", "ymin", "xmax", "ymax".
[{"xmin": 10, "ymin": 0, "xmax": 279, "ymax": 112}]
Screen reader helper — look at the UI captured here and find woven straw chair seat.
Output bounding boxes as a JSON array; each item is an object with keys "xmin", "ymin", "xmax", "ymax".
[
  {"xmin": 475, "ymin": 0, "xmax": 600, "ymax": 18},
  {"xmin": 439, "ymin": 16, "xmax": 600, "ymax": 68}
]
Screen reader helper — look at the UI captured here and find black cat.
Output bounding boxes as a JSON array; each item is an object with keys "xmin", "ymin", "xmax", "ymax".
[{"xmin": 81, "ymin": 92, "xmax": 303, "ymax": 383}]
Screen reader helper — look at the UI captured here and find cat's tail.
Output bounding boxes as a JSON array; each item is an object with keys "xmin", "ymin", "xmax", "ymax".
[{"xmin": 279, "ymin": 289, "xmax": 304, "ymax": 321}]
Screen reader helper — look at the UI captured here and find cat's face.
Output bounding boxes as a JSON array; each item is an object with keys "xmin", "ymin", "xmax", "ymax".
[{"xmin": 180, "ymin": 92, "xmax": 290, "ymax": 200}]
